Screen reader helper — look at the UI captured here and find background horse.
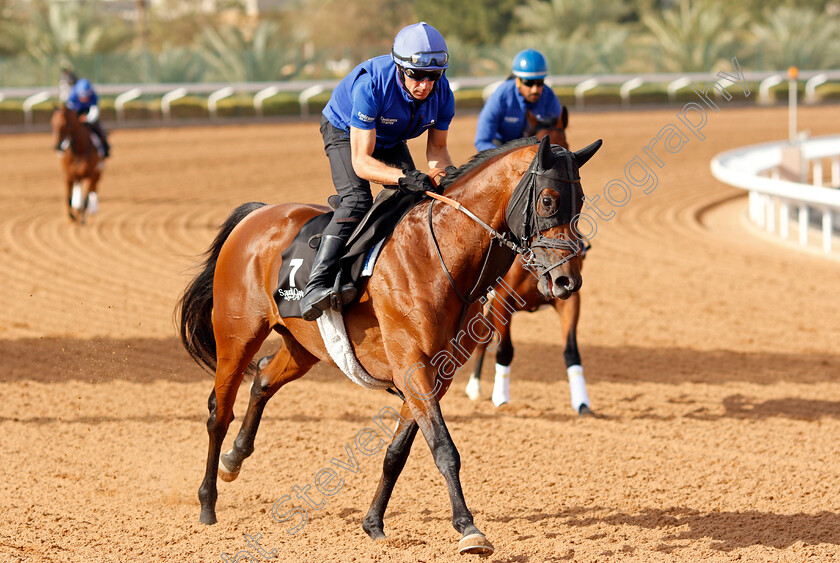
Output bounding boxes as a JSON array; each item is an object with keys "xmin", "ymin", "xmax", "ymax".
[
  {"xmin": 51, "ymin": 106, "xmax": 102, "ymax": 223},
  {"xmin": 177, "ymin": 136, "xmax": 600, "ymax": 556},
  {"xmin": 465, "ymin": 105, "xmax": 594, "ymax": 415}
]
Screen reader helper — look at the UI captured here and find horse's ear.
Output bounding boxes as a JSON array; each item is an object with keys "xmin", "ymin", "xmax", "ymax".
[
  {"xmin": 572, "ymin": 139, "xmax": 602, "ymax": 168},
  {"xmin": 526, "ymin": 109, "xmax": 537, "ymax": 128},
  {"xmin": 537, "ymin": 135, "xmax": 554, "ymax": 169}
]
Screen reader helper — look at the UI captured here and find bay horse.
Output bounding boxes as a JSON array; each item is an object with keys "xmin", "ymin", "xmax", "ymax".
[
  {"xmin": 177, "ymin": 135, "xmax": 601, "ymax": 555},
  {"xmin": 51, "ymin": 106, "xmax": 102, "ymax": 223},
  {"xmin": 465, "ymin": 105, "xmax": 594, "ymax": 415}
]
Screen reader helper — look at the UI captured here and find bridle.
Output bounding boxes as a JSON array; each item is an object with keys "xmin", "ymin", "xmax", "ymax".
[{"xmin": 425, "ymin": 137, "xmax": 584, "ymax": 312}]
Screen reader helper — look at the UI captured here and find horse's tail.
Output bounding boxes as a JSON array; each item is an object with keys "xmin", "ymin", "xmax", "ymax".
[{"xmin": 176, "ymin": 202, "xmax": 267, "ymax": 374}]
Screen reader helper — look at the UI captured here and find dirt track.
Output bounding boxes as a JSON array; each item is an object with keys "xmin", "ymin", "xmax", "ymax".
[{"xmin": 2, "ymin": 104, "xmax": 840, "ymax": 562}]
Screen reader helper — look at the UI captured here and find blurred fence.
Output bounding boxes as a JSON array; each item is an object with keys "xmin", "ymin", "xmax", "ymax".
[{"xmin": 3, "ymin": 69, "xmax": 840, "ymax": 132}]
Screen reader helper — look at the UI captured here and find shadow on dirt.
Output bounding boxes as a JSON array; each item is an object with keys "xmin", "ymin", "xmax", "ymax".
[{"xmin": 553, "ymin": 505, "xmax": 840, "ymax": 551}]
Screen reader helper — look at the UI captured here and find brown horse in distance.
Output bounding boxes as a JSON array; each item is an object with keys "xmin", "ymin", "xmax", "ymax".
[
  {"xmin": 51, "ymin": 106, "xmax": 102, "ymax": 223},
  {"xmin": 466, "ymin": 105, "xmax": 594, "ymax": 415},
  {"xmin": 177, "ymin": 135, "xmax": 601, "ymax": 555}
]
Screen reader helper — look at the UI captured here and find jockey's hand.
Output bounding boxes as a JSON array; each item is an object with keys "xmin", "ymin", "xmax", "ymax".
[{"xmin": 398, "ymin": 169, "xmax": 437, "ymax": 195}]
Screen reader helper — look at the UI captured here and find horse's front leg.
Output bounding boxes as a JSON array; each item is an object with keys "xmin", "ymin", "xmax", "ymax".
[
  {"xmin": 402, "ymin": 373, "xmax": 494, "ymax": 556},
  {"xmin": 65, "ymin": 175, "xmax": 77, "ymax": 221},
  {"xmin": 555, "ymin": 292, "xmax": 592, "ymax": 416},
  {"xmin": 362, "ymin": 402, "xmax": 418, "ymax": 539}
]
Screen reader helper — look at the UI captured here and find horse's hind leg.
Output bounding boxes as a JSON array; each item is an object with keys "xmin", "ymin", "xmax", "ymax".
[
  {"xmin": 219, "ymin": 333, "xmax": 318, "ymax": 481},
  {"xmin": 84, "ymin": 175, "xmax": 100, "ymax": 216},
  {"xmin": 556, "ymin": 293, "xmax": 592, "ymax": 415},
  {"xmin": 464, "ymin": 341, "xmax": 486, "ymax": 400},
  {"xmin": 465, "ymin": 306, "xmax": 494, "ymax": 401},
  {"xmin": 490, "ymin": 303, "xmax": 514, "ymax": 407},
  {"xmin": 198, "ymin": 323, "xmax": 271, "ymax": 525},
  {"xmin": 362, "ymin": 402, "xmax": 418, "ymax": 539}
]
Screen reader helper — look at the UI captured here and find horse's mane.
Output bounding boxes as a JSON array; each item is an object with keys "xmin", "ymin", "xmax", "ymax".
[{"xmin": 439, "ymin": 136, "xmax": 538, "ymax": 190}]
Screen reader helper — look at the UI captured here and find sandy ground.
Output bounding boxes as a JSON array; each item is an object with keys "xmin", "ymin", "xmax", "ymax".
[{"xmin": 1, "ymin": 103, "xmax": 840, "ymax": 563}]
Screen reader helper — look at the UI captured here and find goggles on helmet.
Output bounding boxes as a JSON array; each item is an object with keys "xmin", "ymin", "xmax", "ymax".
[{"xmin": 391, "ymin": 50, "xmax": 449, "ymax": 69}]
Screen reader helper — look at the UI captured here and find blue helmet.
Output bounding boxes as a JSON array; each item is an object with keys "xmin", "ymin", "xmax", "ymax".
[
  {"xmin": 75, "ymin": 78, "xmax": 93, "ymax": 97},
  {"xmin": 512, "ymin": 49, "xmax": 548, "ymax": 80},
  {"xmin": 391, "ymin": 22, "xmax": 449, "ymax": 70}
]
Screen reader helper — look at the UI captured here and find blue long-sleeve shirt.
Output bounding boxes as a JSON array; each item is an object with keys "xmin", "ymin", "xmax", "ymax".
[{"xmin": 474, "ymin": 79, "xmax": 562, "ymax": 152}]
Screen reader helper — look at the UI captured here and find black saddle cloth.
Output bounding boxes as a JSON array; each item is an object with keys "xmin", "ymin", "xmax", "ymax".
[{"xmin": 274, "ymin": 188, "xmax": 425, "ymax": 318}]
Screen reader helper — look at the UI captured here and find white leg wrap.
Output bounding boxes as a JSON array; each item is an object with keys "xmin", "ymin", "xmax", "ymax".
[
  {"xmin": 465, "ymin": 375, "xmax": 481, "ymax": 401},
  {"xmin": 86, "ymin": 192, "xmax": 99, "ymax": 214},
  {"xmin": 567, "ymin": 365, "xmax": 590, "ymax": 412},
  {"xmin": 492, "ymin": 364, "xmax": 511, "ymax": 407},
  {"xmin": 71, "ymin": 185, "xmax": 83, "ymax": 210}
]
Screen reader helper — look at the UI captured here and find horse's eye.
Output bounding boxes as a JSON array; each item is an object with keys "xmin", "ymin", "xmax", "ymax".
[{"xmin": 542, "ymin": 196, "xmax": 553, "ymax": 207}]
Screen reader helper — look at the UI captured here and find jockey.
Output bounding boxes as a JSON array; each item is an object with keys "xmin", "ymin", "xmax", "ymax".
[
  {"xmin": 300, "ymin": 21, "xmax": 456, "ymax": 321},
  {"xmin": 474, "ymin": 49, "xmax": 565, "ymax": 152},
  {"xmin": 66, "ymin": 78, "xmax": 110, "ymax": 159}
]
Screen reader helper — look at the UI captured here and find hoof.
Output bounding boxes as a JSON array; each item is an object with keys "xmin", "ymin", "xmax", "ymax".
[
  {"xmin": 218, "ymin": 455, "xmax": 240, "ymax": 482},
  {"xmin": 578, "ymin": 404, "xmax": 595, "ymax": 417},
  {"xmin": 362, "ymin": 519, "xmax": 386, "ymax": 540},
  {"xmin": 458, "ymin": 533, "xmax": 494, "ymax": 556},
  {"xmin": 199, "ymin": 508, "xmax": 217, "ymax": 525}
]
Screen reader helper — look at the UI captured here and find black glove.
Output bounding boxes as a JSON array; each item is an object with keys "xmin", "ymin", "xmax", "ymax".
[{"xmin": 398, "ymin": 169, "xmax": 436, "ymax": 195}]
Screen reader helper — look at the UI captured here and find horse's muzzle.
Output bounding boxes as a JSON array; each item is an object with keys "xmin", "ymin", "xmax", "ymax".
[{"xmin": 539, "ymin": 269, "xmax": 581, "ymax": 300}]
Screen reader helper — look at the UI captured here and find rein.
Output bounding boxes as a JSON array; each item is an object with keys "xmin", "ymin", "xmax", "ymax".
[
  {"xmin": 422, "ymin": 137, "xmax": 590, "ymax": 333},
  {"xmin": 426, "ymin": 194, "xmax": 517, "ymax": 336},
  {"xmin": 425, "ymin": 191, "xmax": 525, "ymax": 256}
]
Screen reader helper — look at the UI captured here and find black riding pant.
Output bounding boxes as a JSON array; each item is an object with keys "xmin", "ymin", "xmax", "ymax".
[
  {"xmin": 86, "ymin": 120, "xmax": 109, "ymax": 153},
  {"xmin": 320, "ymin": 115, "xmax": 414, "ymax": 239}
]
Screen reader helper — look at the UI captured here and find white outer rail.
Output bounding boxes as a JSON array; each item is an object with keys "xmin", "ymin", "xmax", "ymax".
[
  {"xmin": 710, "ymin": 136, "xmax": 840, "ymax": 253},
  {"xmin": 208, "ymin": 86, "xmax": 234, "ymax": 119},
  {"xmin": 115, "ymin": 88, "xmax": 142, "ymax": 123},
  {"xmin": 23, "ymin": 91, "xmax": 50, "ymax": 126},
  {"xmin": 161, "ymin": 87, "xmax": 187, "ymax": 120}
]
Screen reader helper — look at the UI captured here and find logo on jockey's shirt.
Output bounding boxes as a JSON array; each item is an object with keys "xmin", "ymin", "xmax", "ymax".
[
  {"xmin": 276, "ymin": 288, "xmax": 303, "ymax": 301},
  {"xmin": 379, "ymin": 117, "xmax": 398, "ymax": 125},
  {"xmin": 504, "ymin": 116, "xmax": 521, "ymax": 123},
  {"xmin": 357, "ymin": 111, "xmax": 374, "ymax": 123}
]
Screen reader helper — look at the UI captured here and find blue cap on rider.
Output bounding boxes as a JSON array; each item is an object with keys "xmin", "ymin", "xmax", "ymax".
[
  {"xmin": 76, "ymin": 78, "xmax": 93, "ymax": 98},
  {"xmin": 391, "ymin": 22, "xmax": 449, "ymax": 71},
  {"xmin": 512, "ymin": 49, "xmax": 548, "ymax": 80}
]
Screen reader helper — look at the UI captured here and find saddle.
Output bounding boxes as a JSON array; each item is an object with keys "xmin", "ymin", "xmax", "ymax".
[{"xmin": 273, "ymin": 189, "xmax": 425, "ymax": 318}]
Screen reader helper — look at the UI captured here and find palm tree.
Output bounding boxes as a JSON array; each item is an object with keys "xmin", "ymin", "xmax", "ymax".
[
  {"xmin": 641, "ymin": 0, "xmax": 747, "ymax": 72},
  {"xmin": 750, "ymin": 5, "xmax": 840, "ymax": 70},
  {"xmin": 19, "ymin": 0, "xmax": 132, "ymax": 83},
  {"xmin": 511, "ymin": 0, "xmax": 632, "ymax": 74},
  {"xmin": 197, "ymin": 21, "xmax": 308, "ymax": 82}
]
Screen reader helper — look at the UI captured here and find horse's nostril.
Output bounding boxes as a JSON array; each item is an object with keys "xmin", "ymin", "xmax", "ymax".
[{"xmin": 558, "ymin": 276, "xmax": 571, "ymax": 289}]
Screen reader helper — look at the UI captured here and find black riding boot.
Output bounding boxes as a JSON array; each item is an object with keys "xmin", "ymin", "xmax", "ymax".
[{"xmin": 300, "ymin": 235, "xmax": 357, "ymax": 321}]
